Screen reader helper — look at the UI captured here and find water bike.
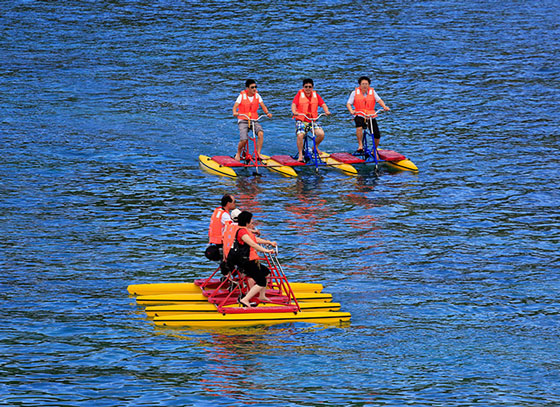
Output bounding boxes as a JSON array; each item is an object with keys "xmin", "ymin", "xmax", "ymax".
[
  {"xmin": 199, "ymin": 114, "xmax": 298, "ymax": 178},
  {"xmin": 198, "ymin": 112, "xmax": 417, "ymax": 178},
  {"xmin": 128, "ymin": 247, "xmax": 350, "ymax": 328},
  {"xmin": 293, "ymin": 113, "xmax": 359, "ymax": 176},
  {"xmin": 351, "ymin": 110, "xmax": 418, "ymax": 172}
]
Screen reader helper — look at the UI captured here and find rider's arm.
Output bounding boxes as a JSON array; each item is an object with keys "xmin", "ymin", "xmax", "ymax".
[
  {"xmin": 320, "ymin": 103, "xmax": 331, "ymax": 116},
  {"xmin": 241, "ymin": 233, "xmax": 273, "ymax": 253},
  {"xmin": 378, "ymin": 98, "xmax": 390, "ymax": 111},
  {"xmin": 375, "ymin": 91, "xmax": 390, "ymax": 111},
  {"xmin": 346, "ymin": 91, "xmax": 355, "ymax": 114},
  {"xmin": 256, "ymin": 236, "xmax": 276, "ymax": 247},
  {"xmin": 232, "ymin": 101, "xmax": 240, "ymax": 116},
  {"xmin": 260, "ymin": 101, "xmax": 272, "ymax": 118},
  {"xmin": 291, "ymin": 102, "xmax": 298, "ymax": 116}
]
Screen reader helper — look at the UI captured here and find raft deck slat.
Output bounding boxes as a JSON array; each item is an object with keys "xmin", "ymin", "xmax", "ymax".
[
  {"xmin": 269, "ymin": 155, "xmax": 307, "ymax": 166},
  {"xmin": 329, "ymin": 152, "xmax": 366, "ymax": 164},
  {"xmin": 211, "ymin": 156, "xmax": 246, "ymax": 167},
  {"xmin": 378, "ymin": 149, "xmax": 406, "ymax": 161}
]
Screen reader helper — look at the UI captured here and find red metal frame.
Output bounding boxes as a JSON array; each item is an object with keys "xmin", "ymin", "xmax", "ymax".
[
  {"xmin": 194, "ymin": 252, "xmax": 300, "ymax": 314},
  {"xmin": 239, "ymin": 120, "xmax": 266, "ymax": 173}
]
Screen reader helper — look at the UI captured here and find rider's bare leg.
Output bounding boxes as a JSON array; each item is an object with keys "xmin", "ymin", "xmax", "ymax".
[
  {"xmin": 314, "ymin": 128, "xmax": 325, "ymax": 155},
  {"xmin": 235, "ymin": 140, "xmax": 247, "ymax": 161},
  {"xmin": 296, "ymin": 132, "xmax": 305, "ymax": 161},
  {"xmin": 240, "ymin": 283, "xmax": 265, "ymax": 306},
  {"xmin": 258, "ymin": 286, "xmax": 271, "ymax": 302},
  {"xmin": 257, "ymin": 130, "xmax": 264, "ymax": 157},
  {"xmin": 356, "ymin": 127, "xmax": 364, "ymax": 151}
]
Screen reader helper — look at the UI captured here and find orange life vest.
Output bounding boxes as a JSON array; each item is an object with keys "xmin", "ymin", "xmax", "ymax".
[
  {"xmin": 222, "ymin": 222, "xmax": 239, "ymax": 259},
  {"xmin": 208, "ymin": 207, "xmax": 229, "ymax": 244},
  {"xmin": 294, "ymin": 89, "xmax": 319, "ymax": 122},
  {"xmin": 237, "ymin": 227, "xmax": 259, "ymax": 261},
  {"xmin": 237, "ymin": 90, "xmax": 260, "ymax": 120},
  {"xmin": 353, "ymin": 87, "xmax": 377, "ymax": 117}
]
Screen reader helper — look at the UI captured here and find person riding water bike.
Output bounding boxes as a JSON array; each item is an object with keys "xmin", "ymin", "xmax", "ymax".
[
  {"xmin": 226, "ymin": 211, "xmax": 277, "ymax": 307},
  {"xmin": 206, "ymin": 194, "xmax": 236, "ymax": 262},
  {"xmin": 291, "ymin": 78, "xmax": 331, "ymax": 162},
  {"xmin": 346, "ymin": 75, "xmax": 390, "ymax": 154},
  {"xmin": 232, "ymin": 79, "xmax": 272, "ymax": 161}
]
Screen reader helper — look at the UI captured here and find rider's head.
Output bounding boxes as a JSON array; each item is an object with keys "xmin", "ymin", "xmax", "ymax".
[
  {"xmin": 221, "ymin": 194, "xmax": 235, "ymax": 209},
  {"xmin": 302, "ymin": 78, "xmax": 314, "ymax": 96},
  {"xmin": 237, "ymin": 211, "xmax": 253, "ymax": 227},
  {"xmin": 245, "ymin": 79, "xmax": 257, "ymax": 96},
  {"xmin": 245, "ymin": 79, "xmax": 257, "ymax": 89},
  {"xmin": 230, "ymin": 208, "xmax": 242, "ymax": 223},
  {"xmin": 358, "ymin": 76, "xmax": 371, "ymax": 86}
]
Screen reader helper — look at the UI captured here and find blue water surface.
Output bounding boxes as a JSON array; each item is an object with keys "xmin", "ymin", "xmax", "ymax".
[{"xmin": 1, "ymin": 1, "xmax": 559, "ymax": 406}]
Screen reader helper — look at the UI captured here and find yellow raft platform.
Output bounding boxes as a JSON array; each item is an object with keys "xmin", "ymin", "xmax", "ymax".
[
  {"xmin": 199, "ymin": 152, "xmax": 359, "ymax": 178},
  {"xmin": 199, "ymin": 148, "xmax": 418, "ymax": 179},
  {"xmin": 128, "ymin": 280, "xmax": 350, "ymax": 329}
]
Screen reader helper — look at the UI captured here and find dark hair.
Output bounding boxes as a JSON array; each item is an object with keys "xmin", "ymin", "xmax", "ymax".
[
  {"xmin": 358, "ymin": 76, "xmax": 371, "ymax": 85},
  {"xmin": 245, "ymin": 79, "xmax": 256, "ymax": 88},
  {"xmin": 221, "ymin": 194, "xmax": 234, "ymax": 207},
  {"xmin": 237, "ymin": 211, "xmax": 253, "ymax": 226},
  {"xmin": 302, "ymin": 78, "xmax": 314, "ymax": 87}
]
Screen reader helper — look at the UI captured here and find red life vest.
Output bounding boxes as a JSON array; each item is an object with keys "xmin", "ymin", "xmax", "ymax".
[
  {"xmin": 353, "ymin": 87, "xmax": 377, "ymax": 117},
  {"xmin": 237, "ymin": 227, "xmax": 259, "ymax": 261},
  {"xmin": 222, "ymin": 223, "xmax": 239, "ymax": 259},
  {"xmin": 294, "ymin": 89, "xmax": 319, "ymax": 122},
  {"xmin": 237, "ymin": 90, "xmax": 260, "ymax": 120},
  {"xmin": 208, "ymin": 207, "xmax": 228, "ymax": 244}
]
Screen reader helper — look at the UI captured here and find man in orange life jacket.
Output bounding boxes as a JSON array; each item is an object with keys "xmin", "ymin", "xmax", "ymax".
[
  {"xmin": 206, "ymin": 194, "xmax": 236, "ymax": 261},
  {"xmin": 291, "ymin": 78, "xmax": 331, "ymax": 162},
  {"xmin": 346, "ymin": 76, "xmax": 390, "ymax": 154},
  {"xmin": 232, "ymin": 79, "xmax": 273, "ymax": 161}
]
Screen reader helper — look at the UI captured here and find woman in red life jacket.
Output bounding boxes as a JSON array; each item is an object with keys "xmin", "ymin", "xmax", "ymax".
[
  {"xmin": 233, "ymin": 211, "xmax": 277, "ymax": 307},
  {"xmin": 291, "ymin": 78, "xmax": 331, "ymax": 162},
  {"xmin": 221, "ymin": 208, "xmax": 262, "ymax": 277},
  {"xmin": 346, "ymin": 76, "xmax": 390, "ymax": 154},
  {"xmin": 232, "ymin": 79, "xmax": 273, "ymax": 161}
]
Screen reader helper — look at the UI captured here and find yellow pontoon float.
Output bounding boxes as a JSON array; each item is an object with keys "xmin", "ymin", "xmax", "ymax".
[{"xmin": 128, "ymin": 251, "xmax": 350, "ymax": 329}]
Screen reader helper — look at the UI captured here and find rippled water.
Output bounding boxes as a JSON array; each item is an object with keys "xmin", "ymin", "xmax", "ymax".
[{"xmin": 2, "ymin": 1, "xmax": 560, "ymax": 405}]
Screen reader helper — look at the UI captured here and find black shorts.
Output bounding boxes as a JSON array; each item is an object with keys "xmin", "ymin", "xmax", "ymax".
[
  {"xmin": 242, "ymin": 261, "xmax": 270, "ymax": 287},
  {"xmin": 354, "ymin": 117, "xmax": 381, "ymax": 139}
]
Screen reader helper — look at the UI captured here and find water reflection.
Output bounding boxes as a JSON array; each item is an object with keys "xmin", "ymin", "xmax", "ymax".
[
  {"xmin": 234, "ymin": 176, "xmax": 265, "ymax": 215},
  {"xmin": 152, "ymin": 323, "xmax": 351, "ymax": 402},
  {"xmin": 284, "ymin": 177, "xmax": 328, "ymax": 237}
]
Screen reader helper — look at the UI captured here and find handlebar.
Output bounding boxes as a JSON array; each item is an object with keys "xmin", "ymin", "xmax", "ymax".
[
  {"xmin": 237, "ymin": 113, "xmax": 268, "ymax": 121},
  {"xmin": 263, "ymin": 243, "xmax": 279, "ymax": 255},
  {"xmin": 294, "ymin": 112, "xmax": 327, "ymax": 121},
  {"xmin": 353, "ymin": 109, "xmax": 386, "ymax": 118}
]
